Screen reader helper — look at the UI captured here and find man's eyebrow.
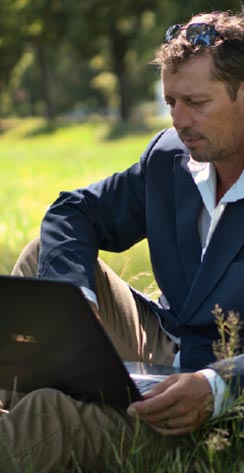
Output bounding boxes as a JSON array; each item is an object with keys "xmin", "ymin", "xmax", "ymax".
[{"xmin": 164, "ymin": 93, "xmax": 211, "ymax": 101}]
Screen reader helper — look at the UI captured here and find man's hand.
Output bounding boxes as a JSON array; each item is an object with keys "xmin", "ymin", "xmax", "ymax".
[{"xmin": 127, "ymin": 372, "xmax": 214, "ymax": 436}]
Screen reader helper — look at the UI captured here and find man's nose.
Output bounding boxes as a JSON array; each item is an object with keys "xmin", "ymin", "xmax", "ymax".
[{"xmin": 172, "ymin": 103, "xmax": 193, "ymax": 131}]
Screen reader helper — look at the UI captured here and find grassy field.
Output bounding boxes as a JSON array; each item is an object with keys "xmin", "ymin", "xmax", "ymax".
[{"xmin": 0, "ymin": 116, "xmax": 169, "ymax": 293}]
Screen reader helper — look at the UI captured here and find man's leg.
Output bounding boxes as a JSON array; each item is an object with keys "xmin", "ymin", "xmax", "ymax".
[
  {"xmin": 11, "ymin": 238, "xmax": 40, "ymax": 277},
  {"xmin": 7, "ymin": 241, "xmax": 178, "ymax": 472},
  {"xmin": 0, "ymin": 387, "xmax": 177, "ymax": 473},
  {"xmin": 95, "ymin": 258, "xmax": 175, "ymax": 365}
]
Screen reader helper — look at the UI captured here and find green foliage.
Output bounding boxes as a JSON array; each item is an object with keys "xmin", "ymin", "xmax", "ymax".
[
  {"xmin": 0, "ymin": 0, "xmax": 25, "ymax": 85},
  {"xmin": 1, "ymin": 0, "xmax": 241, "ymax": 120},
  {"xmin": 212, "ymin": 304, "xmax": 243, "ymax": 361}
]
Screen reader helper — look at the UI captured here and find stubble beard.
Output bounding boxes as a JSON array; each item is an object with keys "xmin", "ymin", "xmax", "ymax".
[
  {"xmin": 189, "ymin": 148, "xmax": 215, "ymax": 163},
  {"xmin": 178, "ymin": 129, "xmax": 238, "ymax": 164},
  {"xmin": 190, "ymin": 145, "xmax": 238, "ymax": 165}
]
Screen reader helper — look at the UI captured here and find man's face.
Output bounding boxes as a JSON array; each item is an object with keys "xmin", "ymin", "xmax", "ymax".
[{"xmin": 162, "ymin": 54, "xmax": 244, "ymax": 166}]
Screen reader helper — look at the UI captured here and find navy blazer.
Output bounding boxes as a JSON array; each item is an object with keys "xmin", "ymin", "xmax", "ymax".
[{"xmin": 38, "ymin": 128, "xmax": 244, "ymax": 396}]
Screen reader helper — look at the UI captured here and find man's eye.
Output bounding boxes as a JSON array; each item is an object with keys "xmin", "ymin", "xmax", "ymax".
[
  {"xmin": 188, "ymin": 99, "xmax": 206, "ymax": 107},
  {"xmin": 165, "ymin": 101, "xmax": 175, "ymax": 108},
  {"xmin": 164, "ymin": 97, "xmax": 175, "ymax": 107}
]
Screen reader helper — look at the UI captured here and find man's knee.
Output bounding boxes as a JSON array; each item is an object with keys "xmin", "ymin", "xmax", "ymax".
[
  {"xmin": 19, "ymin": 387, "xmax": 73, "ymax": 416},
  {"xmin": 11, "ymin": 237, "xmax": 40, "ymax": 277}
]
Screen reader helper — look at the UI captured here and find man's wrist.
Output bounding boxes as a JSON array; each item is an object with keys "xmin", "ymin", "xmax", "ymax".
[{"xmin": 199, "ymin": 368, "xmax": 232, "ymax": 418}]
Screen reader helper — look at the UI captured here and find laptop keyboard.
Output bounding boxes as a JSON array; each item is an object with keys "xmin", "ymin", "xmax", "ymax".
[{"xmin": 130, "ymin": 374, "xmax": 167, "ymax": 394}]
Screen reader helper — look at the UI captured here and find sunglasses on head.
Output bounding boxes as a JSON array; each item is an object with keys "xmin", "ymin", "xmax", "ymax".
[{"xmin": 165, "ymin": 22, "xmax": 223, "ymax": 47}]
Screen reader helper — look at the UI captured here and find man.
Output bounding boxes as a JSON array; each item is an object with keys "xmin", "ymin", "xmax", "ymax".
[{"xmin": 1, "ymin": 9, "xmax": 244, "ymax": 473}]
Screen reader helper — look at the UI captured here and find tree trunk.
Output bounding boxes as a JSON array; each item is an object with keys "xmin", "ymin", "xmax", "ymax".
[
  {"xmin": 109, "ymin": 25, "xmax": 132, "ymax": 121},
  {"xmin": 34, "ymin": 38, "xmax": 55, "ymax": 120}
]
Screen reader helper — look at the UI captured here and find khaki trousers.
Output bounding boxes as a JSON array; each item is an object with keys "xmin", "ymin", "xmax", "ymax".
[{"xmin": 0, "ymin": 239, "xmax": 176, "ymax": 473}]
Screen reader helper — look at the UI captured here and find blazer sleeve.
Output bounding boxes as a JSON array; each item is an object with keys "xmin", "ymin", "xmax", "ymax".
[
  {"xmin": 38, "ymin": 129, "xmax": 166, "ymax": 292},
  {"xmin": 38, "ymin": 130, "xmax": 167, "ymax": 292},
  {"xmin": 209, "ymin": 354, "xmax": 244, "ymax": 398}
]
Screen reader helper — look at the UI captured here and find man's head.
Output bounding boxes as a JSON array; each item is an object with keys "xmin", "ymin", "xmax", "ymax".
[
  {"xmin": 155, "ymin": 11, "xmax": 244, "ymax": 170},
  {"xmin": 155, "ymin": 11, "xmax": 244, "ymax": 100}
]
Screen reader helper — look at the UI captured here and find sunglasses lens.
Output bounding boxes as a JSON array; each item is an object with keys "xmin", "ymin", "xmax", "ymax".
[
  {"xmin": 164, "ymin": 22, "xmax": 220, "ymax": 47},
  {"xmin": 186, "ymin": 24, "xmax": 217, "ymax": 46},
  {"xmin": 165, "ymin": 24, "xmax": 182, "ymax": 43}
]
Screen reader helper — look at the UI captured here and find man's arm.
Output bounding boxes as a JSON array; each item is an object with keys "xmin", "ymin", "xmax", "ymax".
[
  {"xmin": 208, "ymin": 354, "xmax": 244, "ymax": 398},
  {"xmin": 38, "ymin": 162, "xmax": 147, "ymax": 291},
  {"xmin": 38, "ymin": 129, "xmax": 170, "ymax": 290}
]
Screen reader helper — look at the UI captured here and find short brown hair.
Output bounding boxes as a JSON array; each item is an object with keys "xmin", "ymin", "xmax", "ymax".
[{"xmin": 154, "ymin": 11, "xmax": 244, "ymax": 99}]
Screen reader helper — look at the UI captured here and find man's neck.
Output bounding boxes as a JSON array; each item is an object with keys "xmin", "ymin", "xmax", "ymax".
[{"xmin": 215, "ymin": 162, "xmax": 244, "ymax": 204}]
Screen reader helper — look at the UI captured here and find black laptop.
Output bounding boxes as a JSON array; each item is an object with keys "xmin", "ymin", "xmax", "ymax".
[{"xmin": 0, "ymin": 275, "xmax": 176, "ymax": 407}]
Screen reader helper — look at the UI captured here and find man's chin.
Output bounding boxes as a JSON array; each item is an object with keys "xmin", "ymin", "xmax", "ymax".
[
  {"xmin": 188, "ymin": 145, "xmax": 211, "ymax": 163},
  {"xmin": 190, "ymin": 152, "xmax": 211, "ymax": 163},
  {"xmin": 189, "ymin": 149, "xmax": 209, "ymax": 163}
]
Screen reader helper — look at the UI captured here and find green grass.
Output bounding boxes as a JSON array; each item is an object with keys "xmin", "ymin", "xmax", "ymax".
[{"xmin": 0, "ymin": 116, "xmax": 169, "ymax": 291}]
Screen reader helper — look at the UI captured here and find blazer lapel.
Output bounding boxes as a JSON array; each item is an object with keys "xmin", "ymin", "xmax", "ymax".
[
  {"xmin": 180, "ymin": 199, "xmax": 244, "ymax": 323},
  {"xmin": 174, "ymin": 155, "xmax": 202, "ymax": 286}
]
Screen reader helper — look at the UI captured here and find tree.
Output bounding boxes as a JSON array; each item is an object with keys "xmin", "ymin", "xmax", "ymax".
[
  {"xmin": 19, "ymin": 0, "xmax": 74, "ymax": 119},
  {"xmin": 64, "ymin": 0, "xmax": 169, "ymax": 120},
  {"xmin": 0, "ymin": 0, "xmax": 25, "ymax": 112}
]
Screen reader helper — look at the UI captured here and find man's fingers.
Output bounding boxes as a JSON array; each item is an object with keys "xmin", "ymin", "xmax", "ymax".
[
  {"xmin": 131, "ymin": 396, "xmax": 211, "ymax": 427},
  {"xmin": 130, "ymin": 374, "xmax": 182, "ymax": 417},
  {"xmin": 150, "ymin": 423, "xmax": 197, "ymax": 436},
  {"xmin": 150, "ymin": 407, "xmax": 207, "ymax": 429},
  {"xmin": 142, "ymin": 391, "xmax": 213, "ymax": 424},
  {"xmin": 148, "ymin": 407, "xmax": 211, "ymax": 436},
  {"xmin": 142, "ymin": 374, "xmax": 179, "ymax": 399}
]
